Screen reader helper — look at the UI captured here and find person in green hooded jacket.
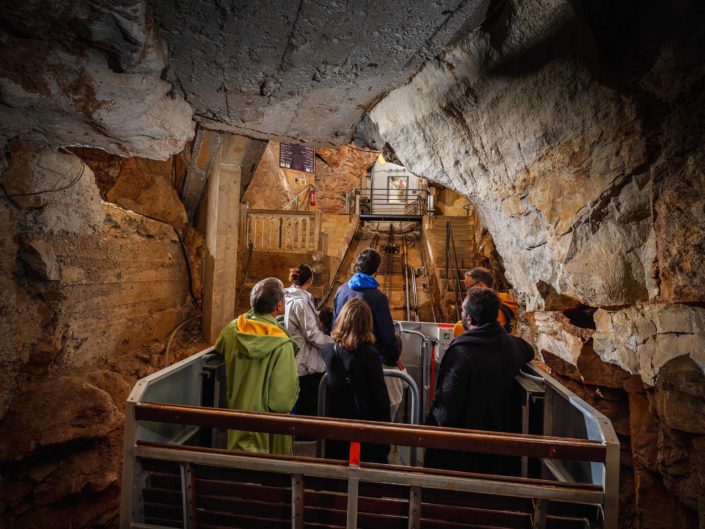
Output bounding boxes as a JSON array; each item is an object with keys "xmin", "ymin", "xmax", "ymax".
[{"xmin": 215, "ymin": 277, "xmax": 300, "ymax": 455}]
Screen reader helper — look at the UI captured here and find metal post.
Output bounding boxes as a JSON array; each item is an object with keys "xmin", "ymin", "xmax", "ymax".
[
  {"xmin": 541, "ymin": 388, "xmax": 555, "ymax": 480},
  {"xmin": 346, "ymin": 477, "xmax": 359, "ymax": 529},
  {"xmin": 408, "ymin": 486, "xmax": 421, "ymax": 529},
  {"xmin": 532, "ymin": 499, "xmax": 547, "ymax": 529},
  {"xmin": 603, "ymin": 430, "xmax": 620, "ymax": 529},
  {"xmin": 180, "ymin": 463, "xmax": 194, "ymax": 529},
  {"xmin": 291, "ymin": 474, "xmax": 304, "ymax": 529},
  {"xmin": 444, "ymin": 221, "xmax": 450, "ymax": 299}
]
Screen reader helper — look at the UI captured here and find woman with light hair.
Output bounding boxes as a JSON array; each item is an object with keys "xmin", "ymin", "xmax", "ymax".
[
  {"xmin": 283, "ymin": 264, "xmax": 333, "ymax": 417},
  {"xmin": 321, "ymin": 298, "xmax": 391, "ymax": 463}
]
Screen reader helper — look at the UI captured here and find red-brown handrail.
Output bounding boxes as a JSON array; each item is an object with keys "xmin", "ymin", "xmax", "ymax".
[{"xmin": 134, "ymin": 403, "xmax": 606, "ymax": 463}]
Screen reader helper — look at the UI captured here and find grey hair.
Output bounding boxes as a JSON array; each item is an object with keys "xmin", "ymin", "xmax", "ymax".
[{"xmin": 250, "ymin": 277, "xmax": 285, "ymax": 314}]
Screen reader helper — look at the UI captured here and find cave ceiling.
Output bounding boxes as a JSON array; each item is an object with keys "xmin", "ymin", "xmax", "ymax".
[
  {"xmin": 150, "ymin": 0, "xmax": 492, "ymax": 145},
  {"xmin": 0, "ymin": 0, "xmax": 494, "ymax": 157}
]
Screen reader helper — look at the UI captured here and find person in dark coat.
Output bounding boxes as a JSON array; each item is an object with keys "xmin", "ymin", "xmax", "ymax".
[
  {"xmin": 333, "ymin": 248, "xmax": 402, "ymax": 368},
  {"xmin": 321, "ymin": 298, "xmax": 391, "ymax": 463},
  {"xmin": 424, "ymin": 288, "xmax": 534, "ymax": 475}
]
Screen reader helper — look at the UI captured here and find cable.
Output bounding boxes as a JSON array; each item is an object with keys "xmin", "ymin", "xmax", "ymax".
[
  {"xmin": 342, "ymin": 145, "xmax": 381, "ymax": 155},
  {"xmin": 163, "ymin": 315, "xmax": 202, "ymax": 367},
  {"xmin": 2, "ymin": 149, "xmax": 86, "ymax": 198}
]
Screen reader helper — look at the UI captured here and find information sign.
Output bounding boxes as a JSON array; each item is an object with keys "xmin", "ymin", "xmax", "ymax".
[{"xmin": 280, "ymin": 143, "xmax": 315, "ymax": 173}]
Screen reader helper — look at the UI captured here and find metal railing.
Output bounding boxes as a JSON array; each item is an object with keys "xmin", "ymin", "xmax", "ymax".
[
  {"xmin": 444, "ymin": 220, "xmax": 464, "ymax": 321},
  {"xmin": 316, "ymin": 369, "xmax": 421, "ymax": 464},
  {"xmin": 281, "ymin": 184, "xmax": 314, "ymax": 211},
  {"xmin": 358, "ymin": 188, "xmax": 427, "ymax": 216}
]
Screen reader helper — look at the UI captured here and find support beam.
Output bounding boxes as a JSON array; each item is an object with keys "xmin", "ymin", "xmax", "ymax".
[
  {"xmin": 203, "ymin": 133, "xmax": 257, "ymax": 344},
  {"xmin": 181, "ymin": 128, "xmax": 222, "ymax": 223}
]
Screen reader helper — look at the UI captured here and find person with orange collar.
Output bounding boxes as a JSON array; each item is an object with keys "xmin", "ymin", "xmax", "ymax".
[
  {"xmin": 215, "ymin": 277, "xmax": 299, "ymax": 455},
  {"xmin": 452, "ymin": 267, "xmax": 518, "ymax": 336}
]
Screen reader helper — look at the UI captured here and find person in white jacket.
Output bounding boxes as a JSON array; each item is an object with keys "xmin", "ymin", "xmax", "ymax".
[{"xmin": 283, "ymin": 264, "xmax": 333, "ymax": 417}]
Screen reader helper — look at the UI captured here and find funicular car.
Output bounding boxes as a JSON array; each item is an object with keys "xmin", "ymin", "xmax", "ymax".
[{"xmin": 120, "ymin": 321, "xmax": 618, "ymax": 529}]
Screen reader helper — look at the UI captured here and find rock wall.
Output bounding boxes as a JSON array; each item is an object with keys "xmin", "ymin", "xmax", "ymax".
[
  {"xmin": 532, "ymin": 313, "xmax": 704, "ymax": 529},
  {"xmin": 0, "ymin": 142, "xmax": 195, "ymax": 528},
  {"xmin": 372, "ymin": 0, "xmax": 705, "ymax": 304},
  {"xmin": 369, "ymin": 0, "xmax": 705, "ymax": 526}
]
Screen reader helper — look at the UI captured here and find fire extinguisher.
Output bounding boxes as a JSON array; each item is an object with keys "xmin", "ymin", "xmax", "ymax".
[{"xmin": 309, "ymin": 188, "xmax": 316, "ymax": 207}]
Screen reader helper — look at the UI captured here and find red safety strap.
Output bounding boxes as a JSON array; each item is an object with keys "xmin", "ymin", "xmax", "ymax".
[{"xmin": 349, "ymin": 442, "xmax": 361, "ymax": 466}]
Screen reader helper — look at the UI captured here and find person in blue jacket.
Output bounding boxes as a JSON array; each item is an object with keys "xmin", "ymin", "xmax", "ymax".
[{"xmin": 333, "ymin": 248, "xmax": 403, "ymax": 369}]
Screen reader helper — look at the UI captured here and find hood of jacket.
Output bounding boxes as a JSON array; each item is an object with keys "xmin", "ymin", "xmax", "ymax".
[
  {"xmin": 451, "ymin": 320, "xmax": 504, "ymax": 347},
  {"xmin": 230, "ymin": 310, "xmax": 296, "ymax": 359},
  {"xmin": 284, "ymin": 286, "xmax": 311, "ymax": 302},
  {"xmin": 348, "ymin": 273, "xmax": 379, "ymax": 290},
  {"xmin": 497, "ymin": 291, "xmax": 518, "ymax": 316}
]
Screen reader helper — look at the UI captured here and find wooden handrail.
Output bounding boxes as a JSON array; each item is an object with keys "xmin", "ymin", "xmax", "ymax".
[
  {"xmin": 134, "ymin": 403, "xmax": 606, "ymax": 463},
  {"xmin": 135, "ymin": 440, "xmax": 604, "ymax": 492}
]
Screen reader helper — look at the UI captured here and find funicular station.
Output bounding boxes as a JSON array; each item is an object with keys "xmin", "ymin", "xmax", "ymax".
[{"xmin": 120, "ymin": 157, "xmax": 619, "ymax": 529}]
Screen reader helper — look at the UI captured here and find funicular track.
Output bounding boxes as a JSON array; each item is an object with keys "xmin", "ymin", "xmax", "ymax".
[{"xmin": 318, "ymin": 220, "xmax": 437, "ymax": 322}]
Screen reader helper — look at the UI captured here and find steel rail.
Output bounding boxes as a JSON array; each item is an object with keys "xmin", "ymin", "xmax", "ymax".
[
  {"xmin": 317, "ymin": 218, "xmax": 361, "ymax": 309},
  {"xmin": 403, "ymin": 234, "xmax": 410, "ymax": 321},
  {"xmin": 419, "ymin": 230, "xmax": 437, "ymax": 323}
]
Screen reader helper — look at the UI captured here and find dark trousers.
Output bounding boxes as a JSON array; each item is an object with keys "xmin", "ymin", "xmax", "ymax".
[{"xmin": 296, "ymin": 373, "xmax": 323, "ymax": 417}]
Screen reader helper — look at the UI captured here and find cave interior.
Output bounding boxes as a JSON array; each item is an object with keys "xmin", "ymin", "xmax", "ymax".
[{"xmin": 1, "ymin": 1, "xmax": 704, "ymax": 528}]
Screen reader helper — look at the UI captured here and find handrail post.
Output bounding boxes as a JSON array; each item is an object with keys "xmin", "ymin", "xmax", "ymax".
[
  {"xmin": 603, "ymin": 436, "xmax": 620, "ymax": 529},
  {"xmin": 314, "ymin": 209, "xmax": 322, "ymax": 251}
]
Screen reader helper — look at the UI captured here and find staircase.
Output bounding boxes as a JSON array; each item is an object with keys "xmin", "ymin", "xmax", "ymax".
[{"xmin": 423, "ymin": 216, "xmax": 488, "ymax": 321}]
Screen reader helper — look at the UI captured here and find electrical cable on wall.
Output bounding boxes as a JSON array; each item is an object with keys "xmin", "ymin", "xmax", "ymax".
[{"xmin": 1, "ymin": 147, "xmax": 86, "ymax": 199}]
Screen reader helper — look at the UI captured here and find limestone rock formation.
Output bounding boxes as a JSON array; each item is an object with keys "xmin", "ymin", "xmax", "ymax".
[
  {"xmin": 0, "ymin": 141, "xmax": 105, "ymax": 233},
  {"xmin": 389, "ymin": 5, "xmax": 705, "ymax": 520},
  {"xmin": 315, "ymin": 145, "xmax": 378, "ymax": 211},
  {"xmin": 369, "ymin": 0, "xmax": 705, "ymax": 378},
  {"xmin": 0, "ymin": 5, "xmax": 194, "ymax": 160},
  {"xmin": 0, "ymin": 0, "xmax": 148, "ymax": 71},
  {"xmin": 370, "ymin": 1, "xmax": 703, "ymax": 311},
  {"xmin": 0, "ymin": 375, "xmax": 122, "ymax": 462},
  {"xmin": 369, "ymin": 0, "xmax": 666, "ymax": 312},
  {"xmin": 653, "ymin": 356, "xmax": 705, "ymax": 435},
  {"xmin": 593, "ymin": 303, "xmax": 705, "ymax": 386}
]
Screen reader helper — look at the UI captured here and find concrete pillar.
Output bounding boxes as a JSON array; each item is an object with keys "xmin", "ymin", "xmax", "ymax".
[{"xmin": 202, "ymin": 133, "xmax": 254, "ymax": 344}]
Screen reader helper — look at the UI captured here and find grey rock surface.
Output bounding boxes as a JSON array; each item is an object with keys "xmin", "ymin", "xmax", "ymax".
[
  {"xmin": 0, "ymin": 32, "xmax": 194, "ymax": 160},
  {"xmin": 593, "ymin": 303, "xmax": 705, "ymax": 386},
  {"xmin": 149, "ymin": 0, "xmax": 492, "ymax": 145}
]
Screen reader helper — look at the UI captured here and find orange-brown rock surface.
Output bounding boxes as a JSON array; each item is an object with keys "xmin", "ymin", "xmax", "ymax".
[
  {"xmin": 0, "ymin": 142, "xmax": 198, "ymax": 529},
  {"xmin": 243, "ymin": 141, "xmax": 376, "ymax": 212}
]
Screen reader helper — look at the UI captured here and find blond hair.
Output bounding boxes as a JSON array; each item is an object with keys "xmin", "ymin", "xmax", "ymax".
[{"xmin": 331, "ymin": 298, "xmax": 376, "ymax": 350}]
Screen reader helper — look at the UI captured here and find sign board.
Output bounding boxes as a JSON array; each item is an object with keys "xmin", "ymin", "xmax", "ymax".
[{"xmin": 279, "ymin": 143, "xmax": 315, "ymax": 174}]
